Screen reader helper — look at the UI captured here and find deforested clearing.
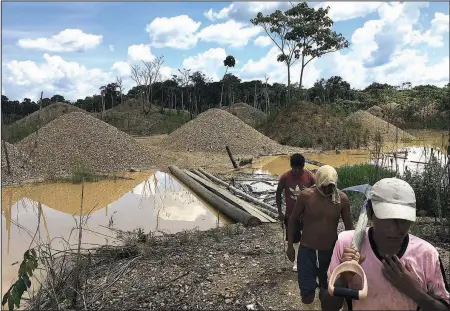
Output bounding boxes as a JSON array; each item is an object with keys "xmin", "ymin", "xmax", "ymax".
[
  {"xmin": 220, "ymin": 103, "xmax": 268, "ymax": 127},
  {"xmin": 16, "ymin": 112, "xmax": 161, "ymax": 178},
  {"xmin": 163, "ymin": 108, "xmax": 286, "ymax": 156},
  {"xmin": 346, "ymin": 110, "xmax": 415, "ymax": 141}
]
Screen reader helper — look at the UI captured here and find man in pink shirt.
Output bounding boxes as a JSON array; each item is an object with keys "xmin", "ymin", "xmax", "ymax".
[{"xmin": 321, "ymin": 177, "xmax": 450, "ymax": 310}]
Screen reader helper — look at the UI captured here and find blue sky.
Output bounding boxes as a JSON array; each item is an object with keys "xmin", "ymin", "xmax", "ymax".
[{"xmin": 2, "ymin": 1, "xmax": 449, "ymax": 101}]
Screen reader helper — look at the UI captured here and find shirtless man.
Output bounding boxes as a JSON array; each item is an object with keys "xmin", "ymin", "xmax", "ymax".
[
  {"xmin": 276, "ymin": 153, "xmax": 316, "ymax": 271},
  {"xmin": 287, "ymin": 165, "xmax": 353, "ymax": 305}
]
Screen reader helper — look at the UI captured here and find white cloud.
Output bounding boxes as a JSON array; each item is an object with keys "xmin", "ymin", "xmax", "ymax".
[
  {"xmin": 112, "ymin": 61, "xmax": 131, "ymax": 77},
  {"xmin": 127, "ymin": 44, "xmax": 155, "ymax": 62},
  {"xmin": 197, "ymin": 20, "xmax": 261, "ymax": 48},
  {"xmin": 17, "ymin": 29, "xmax": 103, "ymax": 52},
  {"xmin": 239, "ymin": 46, "xmax": 321, "ymax": 87},
  {"xmin": 146, "ymin": 15, "xmax": 201, "ymax": 50},
  {"xmin": 254, "ymin": 36, "xmax": 272, "ymax": 48},
  {"xmin": 6, "ymin": 53, "xmax": 111, "ymax": 101},
  {"xmin": 408, "ymin": 12, "xmax": 449, "ymax": 47},
  {"xmin": 183, "ymin": 48, "xmax": 228, "ymax": 81},
  {"xmin": 204, "ymin": 4, "xmax": 235, "ymax": 22},
  {"xmin": 109, "ymin": 44, "xmax": 115, "ymax": 52},
  {"xmin": 315, "ymin": 2, "xmax": 382, "ymax": 22},
  {"xmin": 204, "ymin": 2, "xmax": 292, "ymax": 22}
]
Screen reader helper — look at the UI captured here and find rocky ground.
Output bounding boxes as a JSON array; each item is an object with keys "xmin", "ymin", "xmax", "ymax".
[{"xmin": 28, "ymin": 222, "xmax": 449, "ymax": 311}]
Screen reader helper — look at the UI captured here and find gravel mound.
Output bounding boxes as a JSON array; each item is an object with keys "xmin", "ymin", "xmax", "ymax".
[
  {"xmin": 346, "ymin": 110, "xmax": 414, "ymax": 142},
  {"xmin": 1, "ymin": 141, "xmax": 34, "ymax": 185},
  {"xmin": 163, "ymin": 108, "xmax": 282, "ymax": 156},
  {"xmin": 4, "ymin": 103, "xmax": 90, "ymax": 143},
  {"xmin": 16, "ymin": 112, "xmax": 159, "ymax": 178},
  {"xmin": 366, "ymin": 105, "xmax": 383, "ymax": 118},
  {"xmin": 221, "ymin": 103, "xmax": 267, "ymax": 127}
]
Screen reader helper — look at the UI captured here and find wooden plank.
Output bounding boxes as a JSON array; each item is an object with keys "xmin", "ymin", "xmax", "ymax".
[
  {"xmin": 197, "ymin": 168, "xmax": 279, "ymax": 215},
  {"xmin": 185, "ymin": 170, "xmax": 276, "ymax": 223}
]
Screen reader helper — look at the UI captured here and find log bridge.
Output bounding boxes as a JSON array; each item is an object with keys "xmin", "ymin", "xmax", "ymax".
[{"xmin": 168, "ymin": 166, "xmax": 278, "ymax": 227}]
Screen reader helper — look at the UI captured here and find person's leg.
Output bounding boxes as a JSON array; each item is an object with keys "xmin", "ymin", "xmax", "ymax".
[
  {"xmin": 318, "ymin": 248, "xmax": 335, "ymax": 309},
  {"xmin": 292, "ymin": 220, "xmax": 302, "ymax": 271},
  {"xmin": 297, "ymin": 245, "xmax": 317, "ymax": 304}
]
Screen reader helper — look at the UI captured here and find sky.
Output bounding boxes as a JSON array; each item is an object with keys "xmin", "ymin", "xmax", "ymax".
[{"xmin": 1, "ymin": 1, "xmax": 449, "ymax": 101}]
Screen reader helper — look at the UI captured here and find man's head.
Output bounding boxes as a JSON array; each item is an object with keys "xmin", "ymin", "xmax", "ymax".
[
  {"xmin": 290, "ymin": 153, "xmax": 305, "ymax": 175},
  {"xmin": 368, "ymin": 178, "xmax": 416, "ymax": 244},
  {"xmin": 315, "ymin": 165, "xmax": 338, "ymax": 196}
]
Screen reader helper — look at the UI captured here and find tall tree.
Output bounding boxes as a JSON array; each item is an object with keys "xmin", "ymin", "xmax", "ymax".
[
  {"xmin": 219, "ymin": 55, "xmax": 236, "ymax": 107},
  {"xmin": 285, "ymin": 2, "xmax": 350, "ymax": 90},
  {"xmin": 116, "ymin": 77, "xmax": 124, "ymax": 106},
  {"xmin": 251, "ymin": 11, "xmax": 298, "ymax": 101}
]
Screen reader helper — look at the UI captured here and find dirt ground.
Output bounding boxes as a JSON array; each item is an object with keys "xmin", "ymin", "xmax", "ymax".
[
  {"xmin": 88, "ymin": 223, "xmax": 323, "ymax": 310},
  {"xmin": 65, "ymin": 221, "xmax": 449, "ymax": 311}
]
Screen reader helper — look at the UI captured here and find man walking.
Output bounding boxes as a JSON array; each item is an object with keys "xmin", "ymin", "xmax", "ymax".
[
  {"xmin": 287, "ymin": 165, "xmax": 353, "ymax": 304},
  {"xmin": 276, "ymin": 153, "xmax": 316, "ymax": 271}
]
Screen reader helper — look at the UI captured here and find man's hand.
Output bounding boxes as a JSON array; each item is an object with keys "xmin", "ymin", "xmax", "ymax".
[
  {"xmin": 382, "ymin": 255, "xmax": 424, "ymax": 299},
  {"xmin": 340, "ymin": 247, "xmax": 366, "ymax": 282},
  {"xmin": 287, "ymin": 245, "xmax": 295, "ymax": 262}
]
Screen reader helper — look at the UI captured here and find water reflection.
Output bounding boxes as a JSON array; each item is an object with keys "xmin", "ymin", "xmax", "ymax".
[{"xmin": 1, "ymin": 171, "xmax": 231, "ymax": 296}]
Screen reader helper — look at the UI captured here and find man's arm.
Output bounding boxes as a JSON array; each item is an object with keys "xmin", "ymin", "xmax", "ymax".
[
  {"xmin": 276, "ymin": 177, "xmax": 285, "ymax": 218},
  {"xmin": 340, "ymin": 193, "xmax": 354, "ymax": 230},
  {"xmin": 287, "ymin": 192, "xmax": 306, "ymax": 248}
]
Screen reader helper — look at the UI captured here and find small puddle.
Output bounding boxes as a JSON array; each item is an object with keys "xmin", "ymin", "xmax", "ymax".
[{"xmin": 1, "ymin": 171, "xmax": 231, "ymax": 296}]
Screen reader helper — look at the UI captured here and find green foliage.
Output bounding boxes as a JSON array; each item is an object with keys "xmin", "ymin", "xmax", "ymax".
[
  {"xmin": 336, "ymin": 164, "xmax": 396, "ymax": 190},
  {"xmin": 7, "ymin": 121, "xmax": 39, "ymax": 143},
  {"xmin": 71, "ymin": 162, "xmax": 96, "ymax": 183},
  {"xmin": 2, "ymin": 249, "xmax": 38, "ymax": 311}
]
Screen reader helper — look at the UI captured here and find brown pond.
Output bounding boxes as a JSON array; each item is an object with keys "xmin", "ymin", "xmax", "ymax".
[
  {"xmin": 251, "ymin": 130, "xmax": 449, "ymax": 176},
  {"xmin": 1, "ymin": 171, "xmax": 231, "ymax": 297}
]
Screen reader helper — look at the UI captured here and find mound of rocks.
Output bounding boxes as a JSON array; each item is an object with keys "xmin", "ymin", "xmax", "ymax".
[
  {"xmin": 16, "ymin": 112, "xmax": 159, "ymax": 179},
  {"xmin": 163, "ymin": 108, "xmax": 283, "ymax": 156},
  {"xmin": 221, "ymin": 103, "xmax": 267, "ymax": 127}
]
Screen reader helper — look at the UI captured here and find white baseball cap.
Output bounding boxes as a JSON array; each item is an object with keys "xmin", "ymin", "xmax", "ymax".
[{"xmin": 368, "ymin": 177, "xmax": 416, "ymax": 222}]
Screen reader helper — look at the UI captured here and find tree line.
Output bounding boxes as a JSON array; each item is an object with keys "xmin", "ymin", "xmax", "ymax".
[{"xmin": 1, "ymin": 2, "xmax": 449, "ymax": 127}]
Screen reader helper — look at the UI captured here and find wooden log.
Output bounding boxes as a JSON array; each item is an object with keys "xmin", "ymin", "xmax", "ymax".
[
  {"xmin": 197, "ymin": 168, "xmax": 278, "ymax": 214},
  {"xmin": 190, "ymin": 168, "xmax": 209, "ymax": 180},
  {"xmin": 185, "ymin": 170, "xmax": 277, "ymax": 222},
  {"xmin": 226, "ymin": 146, "xmax": 238, "ymax": 169},
  {"xmin": 169, "ymin": 166, "xmax": 261, "ymax": 227}
]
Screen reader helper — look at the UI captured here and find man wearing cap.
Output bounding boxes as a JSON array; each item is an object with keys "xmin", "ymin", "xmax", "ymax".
[
  {"xmin": 321, "ymin": 177, "xmax": 450, "ymax": 311},
  {"xmin": 286, "ymin": 165, "xmax": 354, "ymax": 305}
]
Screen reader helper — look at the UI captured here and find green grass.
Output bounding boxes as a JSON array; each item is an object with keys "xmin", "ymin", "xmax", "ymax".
[
  {"xmin": 71, "ymin": 163, "xmax": 98, "ymax": 184},
  {"xmin": 337, "ymin": 164, "xmax": 396, "ymax": 190},
  {"xmin": 337, "ymin": 164, "xmax": 397, "ymax": 220}
]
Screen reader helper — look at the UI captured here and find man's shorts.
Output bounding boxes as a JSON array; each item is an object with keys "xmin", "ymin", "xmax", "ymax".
[
  {"xmin": 297, "ymin": 244, "xmax": 335, "ymax": 298},
  {"xmin": 284, "ymin": 216, "xmax": 303, "ymax": 243}
]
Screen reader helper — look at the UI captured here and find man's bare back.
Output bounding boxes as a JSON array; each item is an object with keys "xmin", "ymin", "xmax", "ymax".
[{"xmin": 297, "ymin": 188, "xmax": 352, "ymax": 250}]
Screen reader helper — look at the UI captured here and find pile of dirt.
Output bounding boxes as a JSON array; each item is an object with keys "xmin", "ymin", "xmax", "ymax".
[
  {"xmin": 221, "ymin": 103, "xmax": 267, "ymax": 127},
  {"xmin": 1, "ymin": 141, "xmax": 35, "ymax": 185},
  {"xmin": 3, "ymin": 103, "xmax": 90, "ymax": 143},
  {"xmin": 16, "ymin": 112, "xmax": 162, "ymax": 179},
  {"xmin": 346, "ymin": 110, "xmax": 415, "ymax": 142},
  {"xmin": 366, "ymin": 105, "xmax": 383, "ymax": 118},
  {"xmin": 163, "ymin": 109, "xmax": 284, "ymax": 156},
  {"xmin": 258, "ymin": 102, "xmax": 368, "ymax": 150}
]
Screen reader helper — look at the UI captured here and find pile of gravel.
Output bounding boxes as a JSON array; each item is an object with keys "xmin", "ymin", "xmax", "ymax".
[
  {"xmin": 4, "ymin": 103, "xmax": 90, "ymax": 143},
  {"xmin": 366, "ymin": 105, "xmax": 383, "ymax": 118},
  {"xmin": 17, "ymin": 112, "xmax": 159, "ymax": 178},
  {"xmin": 163, "ymin": 108, "xmax": 283, "ymax": 156},
  {"xmin": 346, "ymin": 110, "xmax": 415, "ymax": 142},
  {"xmin": 1, "ymin": 141, "xmax": 34, "ymax": 185},
  {"xmin": 221, "ymin": 103, "xmax": 267, "ymax": 127}
]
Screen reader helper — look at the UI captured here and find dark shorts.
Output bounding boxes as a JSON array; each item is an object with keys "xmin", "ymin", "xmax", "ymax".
[
  {"xmin": 297, "ymin": 244, "xmax": 335, "ymax": 298},
  {"xmin": 284, "ymin": 216, "xmax": 303, "ymax": 243}
]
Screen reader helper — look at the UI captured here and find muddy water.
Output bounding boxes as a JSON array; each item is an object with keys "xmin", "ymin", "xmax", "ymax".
[
  {"xmin": 1, "ymin": 171, "xmax": 231, "ymax": 297},
  {"xmin": 252, "ymin": 130, "xmax": 449, "ymax": 176}
]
